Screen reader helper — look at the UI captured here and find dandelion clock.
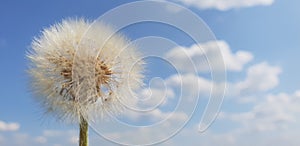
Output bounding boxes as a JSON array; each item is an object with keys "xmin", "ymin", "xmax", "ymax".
[{"xmin": 27, "ymin": 18, "xmax": 144, "ymax": 146}]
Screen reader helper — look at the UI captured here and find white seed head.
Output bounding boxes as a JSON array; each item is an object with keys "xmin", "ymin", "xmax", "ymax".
[{"xmin": 27, "ymin": 18, "xmax": 144, "ymax": 123}]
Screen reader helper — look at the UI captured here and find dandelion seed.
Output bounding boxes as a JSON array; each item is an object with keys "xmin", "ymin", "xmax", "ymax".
[{"xmin": 27, "ymin": 18, "xmax": 144, "ymax": 146}]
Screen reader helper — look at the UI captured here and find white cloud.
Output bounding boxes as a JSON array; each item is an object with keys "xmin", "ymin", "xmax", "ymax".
[
  {"xmin": 134, "ymin": 86, "xmax": 175, "ymax": 108},
  {"xmin": 165, "ymin": 3, "xmax": 184, "ymax": 13},
  {"xmin": 122, "ymin": 77, "xmax": 176, "ymax": 120},
  {"xmin": 221, "ymin": 90, "xmax": 300, "ymax": 133},
  {"xmin": 120, "ymin": 105, "xmax": 189, "ymax": 126},
  {"xmin": 0, "ymin": 127, "xmax": 79, "ymax": 146},
  {"xmin": 2, "ymin": 36, "xmax": 295, "ymax": 146},
  {"xmin": 166, "ymin": 73, "xmax": 212, "ymax": 97},
  {"xmin": 42, "ymin": 129, "xmax": 77, "ymax": 138},
  {"xmin": 236, "ymin": 62, "xmax": 281, "ymax": 94},
  {"xmin": 0, "ymin": 132, "xmax": 38, "ymax": 146},
  {"xmin": 158, "ymin": 89, "xmax": 300, "ymax": 146},
  {"xmin": 34, "ymin": 136, "xmax": 47, "ymax": 144},
  {"xmin": 162, "ymin": 123, "xmax": 300, "ymax": 146},
  {"xmin": 0, "ymin": 121, "xmax": 20, "ymax": 131},
  {"xmin": 88, "ymin": 40, "xmax": 285, "ymax": 146},
  {"xmin": 69, "ymin": 136, "xmax": 78, "ymax": 144},
  {"xmin": 95, "ymin": 55, "xmax": 295, "ymax": 146},
  {"xmin": 13, "ymin": 133, "xmax": 30, "ymax": 146},
  {"xmin": 43, "ymin": 130, "xmax": 64, "ymax": 137},
  {"xmin": 172, "ymin": 0, "xmax": 274, "ymax": 11},
  {"xmin": 165, "ymin": 40, "xmax": 253, "ymax": 72},
  {"xmin": 98, "ymin": 111, "xmax": 188, "ymax": 145},
  {"xmin": 220, "ymin": 62, "xmax": 282, "ymax": 102}
]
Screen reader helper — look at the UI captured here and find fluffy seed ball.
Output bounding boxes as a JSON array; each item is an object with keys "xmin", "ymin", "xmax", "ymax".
[{"xmin": 27, "ymin": 18, "xmax": 144, "ymax": 123}]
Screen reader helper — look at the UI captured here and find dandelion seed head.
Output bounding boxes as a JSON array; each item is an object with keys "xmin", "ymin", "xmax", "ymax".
[{"xmin": 27, "ymin": 18, "xmax": 144, "ymax": 123}]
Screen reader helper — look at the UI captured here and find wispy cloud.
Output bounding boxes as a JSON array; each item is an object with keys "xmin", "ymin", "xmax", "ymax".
[
  {"xmin": 34, "ymin": 136, "xmax": 47, "ymax": 144},
  {"xmin": 171, "ymin": 0, "xmax": 274, "ymax": 11},
  {"xmin": 0, "ymin": 129, "xmax": 78, "ymax": 146}
]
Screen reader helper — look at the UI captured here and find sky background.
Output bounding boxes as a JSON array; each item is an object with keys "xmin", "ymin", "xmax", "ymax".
[{"xmin": 1, "ymin": 0, "xmax": 300, "ymax": 146}]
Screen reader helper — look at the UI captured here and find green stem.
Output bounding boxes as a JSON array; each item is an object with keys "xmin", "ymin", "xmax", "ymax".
[{"xmin": 79, "ymin": 116, "xmax": 88, "ymax": 146}]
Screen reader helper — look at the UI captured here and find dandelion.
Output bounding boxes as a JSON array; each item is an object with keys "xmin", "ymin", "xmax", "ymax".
[{"xmin": 27, "ymin": 18, "xmax": 144, "ymax": 146}]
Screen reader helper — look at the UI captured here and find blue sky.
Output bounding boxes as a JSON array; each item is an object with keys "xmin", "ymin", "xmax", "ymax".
[{"xmin": 1, "ymin": 0, "xmax": 300, "ymax": 145}]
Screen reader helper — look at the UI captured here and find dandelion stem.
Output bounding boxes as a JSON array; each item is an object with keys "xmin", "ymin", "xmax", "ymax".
[{"xmin": 79, "ymin": 116, "xmax": 88, "ymax": 146}]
